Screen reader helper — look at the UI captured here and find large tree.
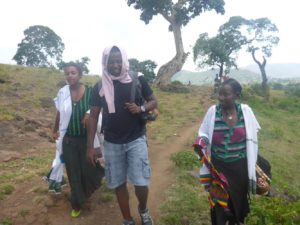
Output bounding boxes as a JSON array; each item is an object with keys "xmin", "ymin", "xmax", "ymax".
[
  {"xmin": 127, "ymin": 0, "xmax": 225, "ymax": 85},
  {"xmin": 129, "ymin": 58, "xmax": 157, "ymax": 83},
  {"xmin": 244, "ymin": 18, "xmax": 279, "ymax": 91},
  {"xmin": 193, "ymin": 28, "xmax": 247, "ymax": 78},
  {"xmin": 13, "ymin": 25, "xmax": 65, "ymax": 68}
]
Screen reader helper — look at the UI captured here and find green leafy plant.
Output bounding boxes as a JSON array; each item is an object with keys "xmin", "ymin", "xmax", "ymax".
[{"xmin": 171, "ymin": 151, "xmax": 199, "ymax": 170}]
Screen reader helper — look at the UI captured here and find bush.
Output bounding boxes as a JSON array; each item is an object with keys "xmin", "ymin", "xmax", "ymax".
[
  {"xmin": 159, "ymin": 81, "xmax": 190, "ymax": 93},
  {"xmin": 170, "ymin": 151, "xmax": 199, "ymax": 170},
  {"xmin": 247, "ymin": 197, "xmax": 300, "ymax": 224},
  {"xmin": 285, "ymin": 83, "xmax": 300, "ymax": 97}
]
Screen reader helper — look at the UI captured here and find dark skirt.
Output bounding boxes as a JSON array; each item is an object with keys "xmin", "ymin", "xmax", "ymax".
[
  {"xmin": 211, "ymin": 157, "xmax": 249, "ymax": 225},
  {"xmin": 62, "ymin": 136, "xmax": 105, "ymax": 210}
]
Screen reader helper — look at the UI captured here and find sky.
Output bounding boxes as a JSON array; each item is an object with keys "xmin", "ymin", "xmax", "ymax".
[{"xmin": 1, "ymin": 0, "xmax": 299, "ymax": 75}]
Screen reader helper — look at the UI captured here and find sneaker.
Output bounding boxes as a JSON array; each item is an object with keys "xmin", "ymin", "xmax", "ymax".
[
  {"xmin": 48, "ymin": 180, "xmax": 56, "ymax": 193},
  {"xmin": 139, "ymin": 208, "xmax": 153, "ymax": 225},
  {"xmin": 61, "ymin": 178, "xmax": 67, "ymax": 188},
  {"xmin": 54, "ymin": 184, "xmax": 62, "ymax": 195},
  {"xmin": 122, "ymin": 219, "xmax": 135, "ymax": 225},
  {"xmin": 71, "ymin": 209, "xmax": 81, "ymax": 218}
]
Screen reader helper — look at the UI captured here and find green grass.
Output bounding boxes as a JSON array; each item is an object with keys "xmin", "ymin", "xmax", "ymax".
[
  {"xmin": 147, "ymin": 87, "xmax": 208, "ymax": 143},
  {"xmin": 0, "ymin": 218, "xmax": 13, "ymax": 225},
  {"xmin": 160, "ymin": 148, "xmax": 210, "ymax": 225}
]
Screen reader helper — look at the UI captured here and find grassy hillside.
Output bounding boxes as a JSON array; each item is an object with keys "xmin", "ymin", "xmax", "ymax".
[
  {"xmin": 0, "ymin": 63, "xmax": 98, "ymax": 121},
  {"xmin": 0, "ymin": 63, "xmax": 209, "ymax": 201},
  {"xmin": 0, "ymin": 64, "xmax": 299, "ymax": 224}
]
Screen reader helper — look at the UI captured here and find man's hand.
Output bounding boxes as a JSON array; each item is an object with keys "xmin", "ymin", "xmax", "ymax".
[
  {"xmin": 125, "ymin": 102, "xmax": 141, "ymax": 114},
  {"xmin": 86, "ymin": 147, "xmax": 97, "ymax": 167}
]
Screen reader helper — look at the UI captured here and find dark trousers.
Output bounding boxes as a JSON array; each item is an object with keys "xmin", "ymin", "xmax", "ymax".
[{"xmin": 63, "ymin": 136, "xmax": 104, "ymax": 210}]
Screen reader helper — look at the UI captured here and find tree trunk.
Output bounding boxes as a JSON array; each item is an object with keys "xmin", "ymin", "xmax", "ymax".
[
  {"xmin": 155, "ymin": 22, "xmax": 188, "ymax": 86},
  {"xmin": 218, "ymin": 63, "xmax": 224, "ymax": 80},
  {"xmin": 251, "ymin": 50, "xmax": 268, "ymax": 92}
]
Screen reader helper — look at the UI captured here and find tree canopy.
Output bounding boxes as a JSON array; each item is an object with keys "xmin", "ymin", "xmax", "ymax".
[
  {"xmin": 13, "ymin": 25, "xmax": 65, "ymax": 68},
  {"xmin": 127, "ymin": 0, "xmax": 225, "ymax": 85},
  {"xmin": 129, "ymin": 58, "xmax": 157, "ymax": 82},
  {"xmin": 222, "ymin": 16, "xmax": 279, "ymax": 91},
  {"xmin": 193, "ymin": 16, "xmax": 248, "ymax": 77},
  {"xmin": 194, "ymin": 16, "xmax": 279, "ymax": 95}
]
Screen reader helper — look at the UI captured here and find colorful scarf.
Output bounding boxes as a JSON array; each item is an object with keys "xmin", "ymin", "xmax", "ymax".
[{"xmin": 193, "ymin": 137, "xmax": 229, "ymax": 208}]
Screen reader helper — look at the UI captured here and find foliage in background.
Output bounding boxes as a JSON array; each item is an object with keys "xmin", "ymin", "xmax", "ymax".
[
  {"xmin": 57, "ymin": 57, "xmax": 90, "ymax": 74},
  {"xmin": 12, "ymin": 25, "xmax": 65, "ymax": 68},
  {"xmin": 127, "ymin": 0, "xmax": 225, "ymax": 85},
  {"xmin": 129, "ymin": 58, "xmax": 157, "ymax": 82},
  {"xmin": 221, "ymin": 16, "xmax": 279, "ymax": 92},
  {"xmin": 193, "ymin": 21, "xmax": 247, "ymax": 77}
]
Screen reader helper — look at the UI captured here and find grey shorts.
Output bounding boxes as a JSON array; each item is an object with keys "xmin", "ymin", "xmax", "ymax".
[{"xmin": 103, "ymin": 135, "xmax": 151, "ymax": 189}]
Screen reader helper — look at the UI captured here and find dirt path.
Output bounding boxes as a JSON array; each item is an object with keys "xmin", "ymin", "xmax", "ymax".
[{"xmin": 0, "ymin": 121, "xmax": 201, "ymax": 225}]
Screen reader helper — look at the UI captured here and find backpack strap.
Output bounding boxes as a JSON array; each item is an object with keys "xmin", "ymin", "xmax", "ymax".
[{"xmin": 129, "ymin": 71, "xmax": 142, "ymax": 103}]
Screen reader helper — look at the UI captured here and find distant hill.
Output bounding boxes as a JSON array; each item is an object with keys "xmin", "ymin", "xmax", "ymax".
[
  {"xmin": 172, "ymin": 69, "xmax": 261, "ymax": 85},
  {"xmin": 243, "ymin": 63, "xmax": 300, "ymax": 78},
  {"xmin": 172, "ymin": 63, "xmax": 300, "ymax": 85}
]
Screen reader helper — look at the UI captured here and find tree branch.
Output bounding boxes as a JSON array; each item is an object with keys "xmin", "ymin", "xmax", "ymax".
[{"xmin": 251, "ymin": 49, "xmax": 261, "ymax": 66}]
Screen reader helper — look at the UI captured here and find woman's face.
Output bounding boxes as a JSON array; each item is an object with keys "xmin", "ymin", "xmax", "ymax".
[
  {"xmin": 218, "ymin": 84, "xmax": 239, "ymax": 108},
  {"xmin": 107, "ymin": 51, "xmax": 122, "ymax": 77},
  {"xmin": 64, "ymin": 66, "xmax": 81, "ymax": 85}
]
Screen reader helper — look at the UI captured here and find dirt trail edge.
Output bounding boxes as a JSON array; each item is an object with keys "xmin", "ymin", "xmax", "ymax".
[{"xmin": 0, "ymin": 121, "xmax": 200, "ymax": 225}]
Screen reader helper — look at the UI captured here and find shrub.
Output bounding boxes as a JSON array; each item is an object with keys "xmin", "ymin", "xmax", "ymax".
[
  {"xmin": 247, "ymin": 197, "xmax": 300, "ymax": 224},
  {"xmin": 159, "ymin": 81, "xmax": 190, "ymax": 93},
  {"xmin": 171, "ymin": 151, "xmax": 199, "ymax": 170}
]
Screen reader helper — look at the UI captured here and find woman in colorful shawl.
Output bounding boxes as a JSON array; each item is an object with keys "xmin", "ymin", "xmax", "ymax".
[
  {"xmin": 193, "ymin": 78, "xmax": 260, "ymax": 225},
  {"xmin": 52, "ymin": 62, "xmax": 104, "ymax": 218}
]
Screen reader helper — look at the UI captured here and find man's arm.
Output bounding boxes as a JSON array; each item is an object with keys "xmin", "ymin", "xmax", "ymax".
[
  {"xmin": 125, "ymin": 94, "xmax": 157, "ymax": 114},
  {"xmin": 86, "ymin": 106, "xmax": 101, "ymax": 166},
  {"xmin": 144, "ymin": 94, "xmax": 157, "ymax": 111}
]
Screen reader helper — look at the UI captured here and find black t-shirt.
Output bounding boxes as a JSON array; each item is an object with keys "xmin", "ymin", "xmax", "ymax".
[{"xmin": 90, "ymin": 76, "xmax": 153, "ymax": 144}]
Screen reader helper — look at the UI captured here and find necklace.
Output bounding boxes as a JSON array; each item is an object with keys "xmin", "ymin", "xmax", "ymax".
[{"xmin": 222, "ymin": 109, "xmax": 234, "ymax": 120}]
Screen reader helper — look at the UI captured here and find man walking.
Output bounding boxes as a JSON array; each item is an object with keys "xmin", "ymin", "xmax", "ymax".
[{"xmin": 87, "ymin": 45, "xmax": 157, "ymax": 225}]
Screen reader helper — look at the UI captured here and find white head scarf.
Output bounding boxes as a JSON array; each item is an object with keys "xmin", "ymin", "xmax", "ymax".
[{"xmin": 99, "ymin": 45, "xmax": 132, "ymax": 113}]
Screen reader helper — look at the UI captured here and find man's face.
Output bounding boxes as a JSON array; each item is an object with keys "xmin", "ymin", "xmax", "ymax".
[{"xmin": 107, "ymin": 51, "xmax": 122, "ymax": 77}]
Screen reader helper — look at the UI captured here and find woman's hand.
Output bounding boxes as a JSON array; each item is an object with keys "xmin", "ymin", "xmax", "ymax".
[
  {"xmin": 52, "ymin": 131, "xmax": 59, "ymax": 141},
  {"xmin": 194, "ymin": 144, "xmax": 203, "ymax": 157},
  {"xmin": 86, "ymin": 147, "xmax": 97, "ymax": 167},
  {"xmin": 82, "ymin": 113, "xmax": 90, "ymax": 129}
]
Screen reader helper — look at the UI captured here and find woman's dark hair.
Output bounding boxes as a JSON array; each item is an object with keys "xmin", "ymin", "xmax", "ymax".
[
  {"xmin": 63, "ymin": 62, "xmax": 83, "ymax": 76},
  {"xmin": 222, "ymin": 78, "xmax": 242, "ymax": 94}
]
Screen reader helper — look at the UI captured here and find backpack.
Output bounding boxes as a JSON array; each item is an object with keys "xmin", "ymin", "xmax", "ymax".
[
  {"xmin": 129, "ymin": 71, "xmax": 157, "ymax": 123},
  {"xmin": 98, "ymin": 71, "xmax": 157, "ymax": 124}
]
